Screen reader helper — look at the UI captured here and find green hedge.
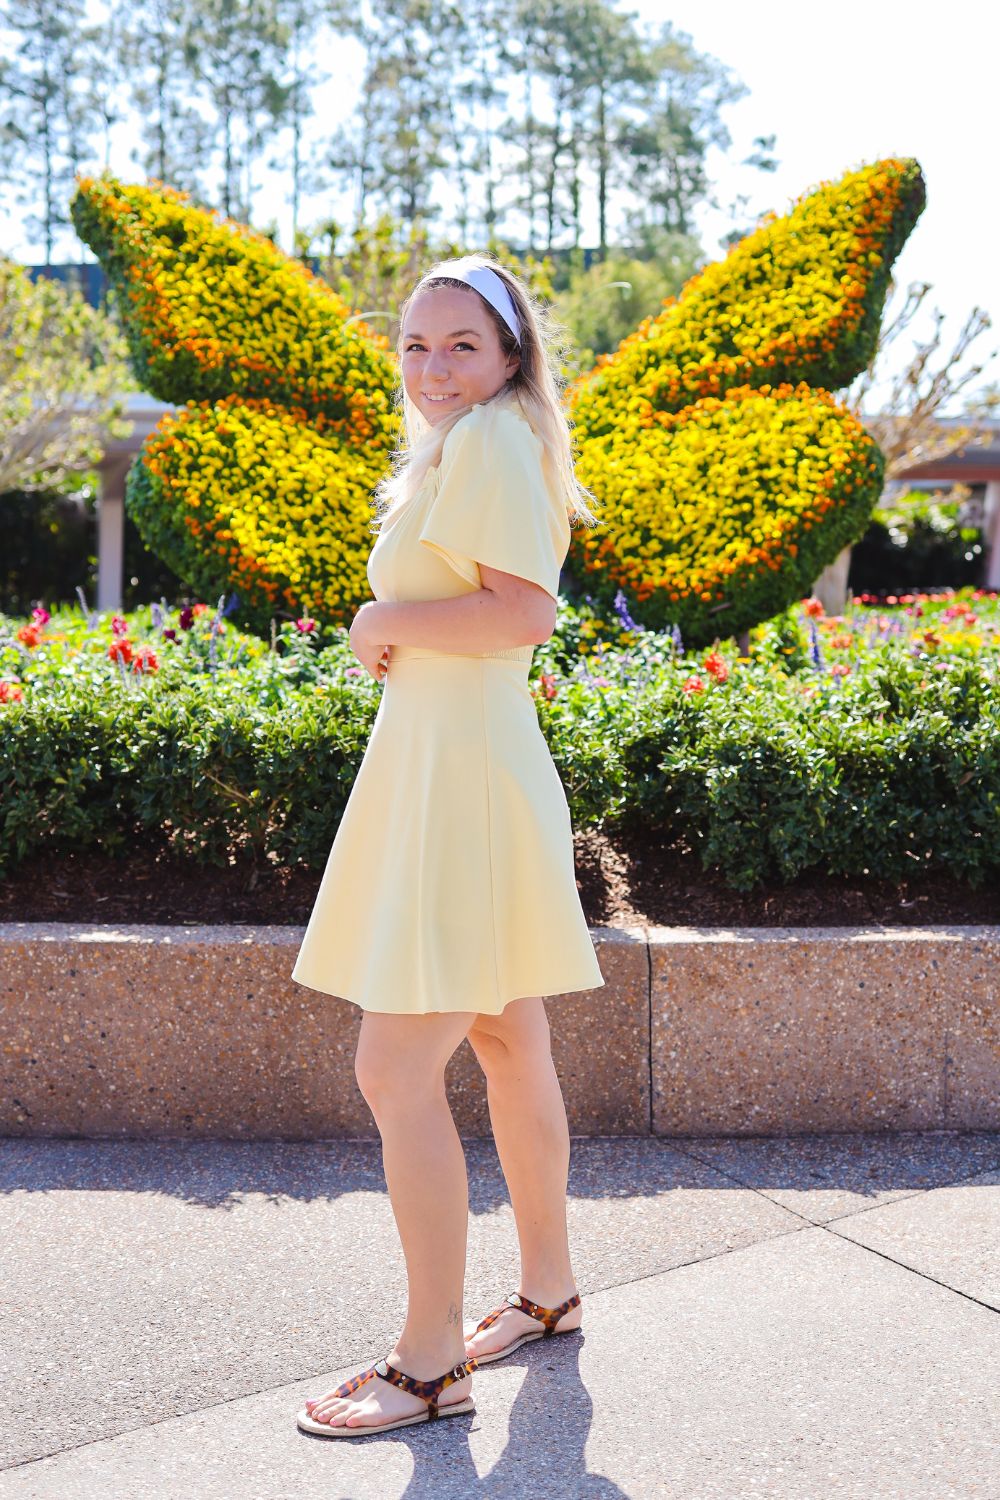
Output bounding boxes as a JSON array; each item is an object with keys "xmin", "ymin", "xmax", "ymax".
[{"xmin": 2, "ymin": 588, "xmax": 997, "ymax": 893}]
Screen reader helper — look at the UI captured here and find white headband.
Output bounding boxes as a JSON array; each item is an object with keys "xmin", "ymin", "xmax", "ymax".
[{"xmin": 420, "ymin": 257, "xmax": 522, "ymax": 346}]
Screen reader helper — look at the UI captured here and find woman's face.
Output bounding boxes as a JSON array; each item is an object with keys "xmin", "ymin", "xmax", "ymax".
[{"xmin": 401, "ymin": 285, "xmax": 521, "ymax": 425}]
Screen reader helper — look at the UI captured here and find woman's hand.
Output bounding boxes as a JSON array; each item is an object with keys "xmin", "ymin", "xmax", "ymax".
[{"xmin": 350, "ymin": 601, "xmax": 391, "ymax": 683}]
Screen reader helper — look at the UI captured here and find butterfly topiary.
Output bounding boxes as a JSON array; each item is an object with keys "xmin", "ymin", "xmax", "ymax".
[{"xmin": 71, "ymin": 159, "xmax": 924, "ymax": 644}]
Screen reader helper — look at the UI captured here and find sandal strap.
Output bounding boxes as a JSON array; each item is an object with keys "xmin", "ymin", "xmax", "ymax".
[
  {"xmin": 373, "ymin": 1356, "xmax": 477, "ymax": 1420},
  {"xmin": 475, "ymin": 1291, "xmax": 581, "ymax": 1336},
  {"xmin": 330, "ymin": 1362, "xmax": 380, "ymax": 1400}
]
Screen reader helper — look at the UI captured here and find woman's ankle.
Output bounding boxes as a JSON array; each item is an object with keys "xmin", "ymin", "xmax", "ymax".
[
  {"xmin": 516, "ymin": 1274, "xmax": 579, "ymax": 1307},
  {"xmin": 391, "ymin": 1334, "xmax": 470, "ymax": 1378}
]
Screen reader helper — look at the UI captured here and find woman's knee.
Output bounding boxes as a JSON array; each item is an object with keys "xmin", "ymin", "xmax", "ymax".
[
  {"xmin": 468, "ymin": 996, "xmax": 552, "ymax": 1078},
  {"xmin": 353, "ymin": 1013, "xmax": 469, "ymax": 1114}
]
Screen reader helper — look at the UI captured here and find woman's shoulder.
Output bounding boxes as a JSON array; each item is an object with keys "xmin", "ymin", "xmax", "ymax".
[{"xmin": 442, "ymin": 396, "xmax": 540, "ymax": 463}]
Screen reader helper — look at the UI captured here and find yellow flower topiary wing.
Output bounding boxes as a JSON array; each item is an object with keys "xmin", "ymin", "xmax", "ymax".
[
  {"xmin": 70, "ymin": 174, "xmax": 396, "ymax": 451},
  {"xmin": 129, "ymin": 396, "xmax": 387, "ymax": 634},
  {"xmin": 570, "ymin": 158, "xmax": 925, "ymax": 423},
  {"xmin": 566, "ymin": 157, "xmax": 925, "ymax": 645},
  {"xmin": 70, "ymin": 174, "xmax": 399, "ymax": 626}
]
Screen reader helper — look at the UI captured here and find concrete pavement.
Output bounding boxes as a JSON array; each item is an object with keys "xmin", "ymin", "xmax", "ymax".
[{"xmin": 1, "ymin": 1131, "xmax": 998, "ymax": 1498}]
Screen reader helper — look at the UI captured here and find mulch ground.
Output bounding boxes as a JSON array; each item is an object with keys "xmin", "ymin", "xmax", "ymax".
[{"xmin": 1, "ymin": 826, "xmax": 996, "ymax": 928}]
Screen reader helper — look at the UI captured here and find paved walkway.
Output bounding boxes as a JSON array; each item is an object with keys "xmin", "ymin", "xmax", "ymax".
[{"xmin": 1, "ymin": 1131, "xmax": 998, "ymax": 1499}]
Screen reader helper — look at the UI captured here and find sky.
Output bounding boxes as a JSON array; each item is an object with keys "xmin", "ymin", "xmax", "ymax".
[{"xmin": 5, "ymin": 1, "xmax": 997, "ymax": 412}]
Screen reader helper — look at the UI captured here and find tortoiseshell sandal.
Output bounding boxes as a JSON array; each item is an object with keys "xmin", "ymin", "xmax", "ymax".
[
  {"xmin": 296, "ymin": 1355, "xmax": 477, "ymax": 1437},
  {"xmin": 467, "ymin": 1291, "xmax": 582, "ymax": 1365}
]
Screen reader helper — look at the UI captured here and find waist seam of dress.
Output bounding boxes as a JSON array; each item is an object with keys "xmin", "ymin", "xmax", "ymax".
[{"xmin": 390, "ymin": 645, "xmax": 532, "ymax": 663}]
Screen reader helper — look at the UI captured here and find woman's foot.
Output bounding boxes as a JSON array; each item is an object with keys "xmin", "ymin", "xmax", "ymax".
[
  {"xmin": 303, "ymin": 1353, "xmax": 472, "ymax": 1431},
  {"xmin": 464, "ymin": 1289, "xmax": 582, "ymax": 1361}
]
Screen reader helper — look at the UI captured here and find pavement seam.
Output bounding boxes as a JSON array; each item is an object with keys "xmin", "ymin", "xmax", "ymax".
[
  {"xmin": 821, "ymin": 1221, "xmax": 1000, "ymax": 1319},
  {"xmin": 660, "ymin": 1133, "xmax": 1000, "ymax": 1224},
  {"xmin": 647, "ymin": 1139, "xmax": 988, "ymax": 1239}
]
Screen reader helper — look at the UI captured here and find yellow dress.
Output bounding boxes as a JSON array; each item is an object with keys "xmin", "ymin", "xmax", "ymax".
[{"xmin": 290, "ymin": 396, "xmax": 606, "ymax": 1016}]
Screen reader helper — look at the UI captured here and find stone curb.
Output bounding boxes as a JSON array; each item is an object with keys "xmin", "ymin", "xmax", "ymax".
[{"xmin": 1, "ymin": 922, "xmax": 997, "ymax": 1137}]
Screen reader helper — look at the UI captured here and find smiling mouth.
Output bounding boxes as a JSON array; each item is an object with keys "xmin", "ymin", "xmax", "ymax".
[{"xmin": 423, "ymin": 393, "xmax": 459, "ymax": 401}]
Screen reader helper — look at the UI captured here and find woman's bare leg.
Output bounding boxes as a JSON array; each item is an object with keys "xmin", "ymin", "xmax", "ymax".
[
  {"xmin": 305, "ymin": 1007, "xmax": 476, "ymax": 1430},
  {"xmin": 462, "ymin": 995, "xmax": 582, "ymax": 1358}
]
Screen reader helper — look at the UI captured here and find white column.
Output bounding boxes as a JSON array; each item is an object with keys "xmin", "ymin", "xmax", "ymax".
[
  {"xmin": 984, "ymin": 481, "xmax": 1000, "ymax": 589},
  {"xmin": 96, "ymin": 456, "xmax": 130, "ymax": 612},
  {"xmin": 811, "ymin": 542, "xmax": 853, "ymax": 614}
]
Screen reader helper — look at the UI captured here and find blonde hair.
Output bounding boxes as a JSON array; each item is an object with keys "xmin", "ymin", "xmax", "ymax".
[{"xmin": 369, "ymin": 252, "xmax": 602, "ymax": 533}]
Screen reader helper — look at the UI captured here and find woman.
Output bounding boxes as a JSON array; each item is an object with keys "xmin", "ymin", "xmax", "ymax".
[{"xmin": 293, "ymin": 253, "xmax": 606, "ymax": 1437}]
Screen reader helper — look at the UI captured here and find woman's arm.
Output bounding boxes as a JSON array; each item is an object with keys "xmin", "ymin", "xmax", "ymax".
[{"xmin": 356, "ymin": 566, "xmax": 557, "ymax": 657}]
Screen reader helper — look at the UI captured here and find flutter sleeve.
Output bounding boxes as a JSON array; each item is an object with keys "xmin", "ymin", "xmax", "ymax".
[{"xmin": 417, "ymin": 405, "xmax": 570, "ymax": 600}]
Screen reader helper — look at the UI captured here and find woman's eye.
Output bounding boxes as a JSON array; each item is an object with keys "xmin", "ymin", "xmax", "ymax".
[{"xmin": 405, "ymin": 342, "xmax": 475, "ymax": 352}]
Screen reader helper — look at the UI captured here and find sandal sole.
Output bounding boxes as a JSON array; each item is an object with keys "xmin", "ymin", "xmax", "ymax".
[
  {"xmin": 296, "ymin": 1396, "xmax": 475, "ymax": 1437},
  {"xmin": 467, "ymin": 1326, "xmax": 580, "ymax": 1366}
]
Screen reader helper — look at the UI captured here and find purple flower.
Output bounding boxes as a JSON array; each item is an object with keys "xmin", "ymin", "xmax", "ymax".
[
  {"xmin": 808, "ymin": 618, "xmax": 822, "ymax": 670},
  {"xmin": 75, "ymin": 585, "xmax": 100, "ymax": 630},
  {"xmin": 613, "ymin": 589, "xmax": 640, "ymax": 634}
]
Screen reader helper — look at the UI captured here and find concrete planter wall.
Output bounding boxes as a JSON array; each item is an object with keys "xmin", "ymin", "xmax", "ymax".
[{"xmin": 2, "ymin": 922, "xmax": 997, "ymax": 1139}]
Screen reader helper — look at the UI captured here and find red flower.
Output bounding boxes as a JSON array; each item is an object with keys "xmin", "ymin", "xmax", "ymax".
[
  {"xmin": 702, "ymin": 650, "xmax": 729, "ymax": 682},
  {"xmin": 111, "ymin": 613, "xmax": 129, "ymax": 637},
  {"xmin": 16, "ymin": 624, "xmax": 42, "ymax": 648},
  {"xmin": 539, "ymin": 673, "xmax": 558, "ymax": 700},
  {"xmin": 131, "ymin": 644, "xmax": 160, "ymax": 674},
  {"xmin": 0, "ymin": 680, "xmax": 24, "ymax": 702},
  {"xmin": 802, "ymin": 597, "xmax": 825, "ymax": 617},
  {"xmin": 681, "ymin": 674, "xmax": 704, "ymax": 694},
  {"xmin": 108, "ymin": 637, "xmax": 134, "ymax": 664}
]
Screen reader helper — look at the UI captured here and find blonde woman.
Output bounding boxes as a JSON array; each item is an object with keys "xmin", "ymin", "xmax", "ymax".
[{"xmin": 292, "ymin": 253, "xmax": 605, "ymax": 1438}]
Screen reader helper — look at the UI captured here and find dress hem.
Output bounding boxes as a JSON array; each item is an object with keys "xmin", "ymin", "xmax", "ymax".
[{"xmin": 290, "ymin": 970, "xmax": 606, "ymax": 1017}]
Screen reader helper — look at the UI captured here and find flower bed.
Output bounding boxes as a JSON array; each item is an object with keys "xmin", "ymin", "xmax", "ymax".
[{"xmin": 1, "ymin": 585, "xmax": 996, "ymax": 895}]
